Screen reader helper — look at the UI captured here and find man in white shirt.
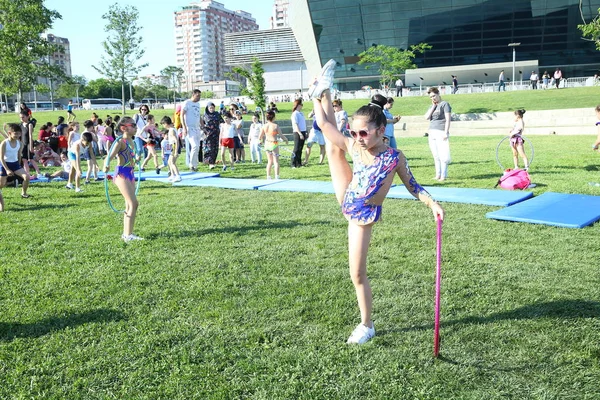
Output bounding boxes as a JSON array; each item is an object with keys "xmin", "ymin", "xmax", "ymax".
[
  {"xmin": 395, "ymin": 78, "xmax": 404, "ymax": 97},
  {"xmin": 181, "ymin": 89, "xmax": 204, "ymax": 171},
  {"xmin": 529, "ymin": 71, "xmax": 539, "ymax": 90}
]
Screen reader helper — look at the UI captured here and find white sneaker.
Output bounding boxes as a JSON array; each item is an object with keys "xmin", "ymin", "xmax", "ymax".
[
  {"xmin": 307, "ymin": 59, "xmax": 337, "ymax": 99},
  {"xmin": 347, "ymin": 323, "xmax": 375, "ymax": 344},
  {"xmin": 173, "ymin": 175, "xmax": 182, "ymax": 182},
  {"xmin": 75, "ymin": 188, "xmax": 83, "ymax": 193},
  {"xmin": 121, "ymin": 234, "xmax": 144, "ymax": 243},
  {"xmin": 65, "ymin": 183, "xmax": 73, "ymax": 189}
]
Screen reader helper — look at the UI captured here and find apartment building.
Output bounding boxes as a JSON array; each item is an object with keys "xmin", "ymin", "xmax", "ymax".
[
  {"xmin": 174, "ymin": 1, "xmax": 258, "ymax": 91},
  {"xmin": 270, "ymin": 0, "xmax": 290, "ymax": 29}
]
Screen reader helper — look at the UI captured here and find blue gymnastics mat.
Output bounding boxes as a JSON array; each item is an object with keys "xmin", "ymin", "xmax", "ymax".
[
  {"xmin": 486, "ymin": 192, "xmax": 600, "ymax": 228},
  {"xmin": 172, "ymin": 177, "xmax": 284, "ymax": 190},
  {"xmin": 256, "ymin": 179, "xmax": 336, "ymax": 194},
  {"xmin": 386, "ymin": 185, "xmax": 533, "ymax": 206},
  {"xmin": 142, "ymin": 171, "xmax": 219, "ymax": 181}
]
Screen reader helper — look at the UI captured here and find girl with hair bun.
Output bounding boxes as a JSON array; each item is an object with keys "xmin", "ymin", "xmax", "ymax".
[
  {"xmin": 309, "ymin": 60, "xmax": 444, "ymax": 345},
  {"xmin": 509, "ymin": 109, "xmax": 529, "ymax": 170}
]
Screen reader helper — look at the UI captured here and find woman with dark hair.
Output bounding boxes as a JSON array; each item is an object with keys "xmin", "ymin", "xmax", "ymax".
[
  {"xmin": 290, "ymin": 99, "xmax": 307, "ymax": 168},
  {"xmin": 202, "ymin": 102, "xmax": 222, "ymax": 169},
  {"xmin": 425, "ymin": 87, "xmax": 452, "ymax": 181},
  {"xmin": 310, "ymin": 60, "xmax": 444, "ymax": 345}
]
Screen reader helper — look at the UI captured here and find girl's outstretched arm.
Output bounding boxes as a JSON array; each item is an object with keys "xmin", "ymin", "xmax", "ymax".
[
  {"xmin": 396, "ymin": 151, "xmax": 444, "ymax": 220},
  {"xmin": 312, "ymin": 90, "xmax": 347, "ymax": 151}
]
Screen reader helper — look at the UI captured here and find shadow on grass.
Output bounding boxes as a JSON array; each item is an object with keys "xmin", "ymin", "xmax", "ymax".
[
  {"xmin": 0, "ymin": 309, "xmax": 126, "ymax": 342},
  {"xmin": 397, "ymin": 300, "xmax": 600, "ymax": 335},
  {"xmin": 145, "ymin": 219, "xmax": 334, "ymax": 239},
  {"xmin": 584, "ymin": 165, "xmax": 599, "ymax": 171}
]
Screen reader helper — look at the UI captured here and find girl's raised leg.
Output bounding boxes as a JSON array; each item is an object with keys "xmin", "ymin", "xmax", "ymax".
[{"xmin": 315, "ymin": 90, "xmax": 352, "ymax": 204}]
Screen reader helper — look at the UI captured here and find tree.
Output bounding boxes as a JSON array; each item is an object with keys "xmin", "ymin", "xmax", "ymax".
[
  {"xmin": 0, "ymin": 0, "xmax": 64, "ymax": 101},
  {"xmin": 81, "ymin": 78, "xmax": 122, "ymax": 99},
  {"xmin": 160, "ymin": 66, "xmax": 184, "ymax": 103},
  {"xmin": 358, "ymin": 43, "xmax": 432, "ymax": 89},
  {"xmin": 56, "ymin": 75, "xmax": 87, "ymax": 102},
  {"xmin": 578, "ymin": 8, "xmax": 600, "ymax": 50},
  {"xmin": 230, "ymin": 58, "xmax": 266, "ymax": 110},
  {"xmin": 93, "ymin": 3, "xmax": 148, "ymax": 114}
]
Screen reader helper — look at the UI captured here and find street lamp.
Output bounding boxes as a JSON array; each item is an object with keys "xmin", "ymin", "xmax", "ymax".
[{"xmin": 508, "ymin": 42, "xmax": 520, "ymax": 91}]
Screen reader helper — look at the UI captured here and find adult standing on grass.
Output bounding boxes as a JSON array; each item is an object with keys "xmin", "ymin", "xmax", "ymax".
[
  {"xmin": 395, "ymin": 77, "xmax": 404, "ymax": 97},
  {"xmin": 103, "ymin": 117, "xmax": 143, "ymax": 243},
  {"xmin": 425, "ymin": 87, "xmax": 452, "ymax": 181},
  {"xmin": 202, "ymin": 102, "xmax": 222, "ymax": 169},
  {"xmin": 291, "ymin": 99, "xmax": 307, "ymax": 168},
  {"xmin": 309, "ymin": 60, "xmax": 444, "ymax": 345},
  {"xmin": 181, "ymin": 89, "xmax": 203, "ymax": 171},
  {"xmin": 529, "ymin": 71, "xmax": 539, "ymax": 90},
  {"xmin": 498, "ymin": 70, "xmax": 506, "ymax": 91},
  {"xmin": 553, "ymin": 68, "xmax": 563, "ymax": 89},
  {"xmin": 20, "ymin": 112, "xmax": 40, "ymax": 179},
  {"xmin": 134, "ymin": 105, "xmax": 150, "ymax": 160},
  {"xmin": 452, "ymin": 75, "xmax": 458, "ymax": 94}
]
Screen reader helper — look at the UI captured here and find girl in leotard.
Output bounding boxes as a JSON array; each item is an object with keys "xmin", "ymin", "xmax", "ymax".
[
  {"xmin": 310, "ymin": 59, "xmax": 445, "ymax": 344},
  {"xmin": 509, "ymin": 109, "xmax": 529, "ymax": 170},
  {"xmin": 103, "ymin": 116, "xmax": 143, "ymax": 243},
  {"xmin": 259, "ymin": 110, "xmax": 288, "ymax": 180}
]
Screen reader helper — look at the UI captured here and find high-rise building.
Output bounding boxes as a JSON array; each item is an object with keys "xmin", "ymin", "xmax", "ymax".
[
  {"xmin": 174, "ymin": 1, "xmax": 258, "ymax": 91},
  {"xmin": 42, "ymin": 33, "xmax": 72, "ymax": 77},
  {"xmin": 270, "ymin": 0, "xmax": 290, "ymax": 29},
  {"xmin": 290, "ymin": 0, "xmax": 600, "ymax": 90}
]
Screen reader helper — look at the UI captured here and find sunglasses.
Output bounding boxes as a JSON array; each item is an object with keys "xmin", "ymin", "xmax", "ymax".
[{"xmin": 350, "ymin": 129, "xmax": 374, "ymax": 139}]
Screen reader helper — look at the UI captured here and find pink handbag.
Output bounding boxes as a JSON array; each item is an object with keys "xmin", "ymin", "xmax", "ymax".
[{"xmin": 496, "ymin": 169, "xmax": 531, "ymax": 190}]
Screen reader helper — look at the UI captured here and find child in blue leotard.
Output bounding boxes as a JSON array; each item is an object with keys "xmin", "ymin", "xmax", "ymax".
[
  {"xmin": 310, "ymin": 59, "xmax": 445, "ymax": 345},
  {"xmin": 103, "ymin": 116, "xmax": 143, "ymax": 243}
]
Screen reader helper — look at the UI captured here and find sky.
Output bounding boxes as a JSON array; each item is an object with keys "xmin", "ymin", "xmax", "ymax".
[{"xmin": 45, "ymin": 0, "xmax": 274, "ymax": 82}]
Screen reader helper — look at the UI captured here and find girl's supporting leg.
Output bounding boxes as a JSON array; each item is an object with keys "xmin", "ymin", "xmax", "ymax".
[
  {"xmin": 304, "ymin": 143, "xmax": 312, "ymax": 165},
  {"xmin": 516, "ymin": 143, "xmax": 529, "ymax": 169},
  {"xmin": 228, "ymin": 148, "xmax": 235, "ymax": 168},
  {"xmin": 114, "ymin": 177, "xmax": 139, "ymax": 237},
  {"xmin": 266, "ymin": 152, "xmax": 273, "ymax": 178},
  {"xmin": 318, "ymin": 144, "xmax": 326, "ymax": 164},
  {"xmin": 348, "ymin": 222, "xmax": 374, "ymax": 327},
  {"xmin": 273, "ymin": 150, "xmax": 280, "ymax": 178},
  {"xmin": 511, "ymin": 145, "xmax": 519, "ymax": 169},
  {"xmin": 16, "ymin": 170, "xmax": 29, "ymax": 196},
  {"xmin": 318, "ymin": 90, "xmax": 352, "ymax": 204}
]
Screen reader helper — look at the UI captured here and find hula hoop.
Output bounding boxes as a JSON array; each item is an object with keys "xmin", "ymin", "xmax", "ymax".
[
  {"xmin": 495, "ymin": 135, "xmax": 534, "ymax": 170},
  {"xmin": 104, "ymin": 135, "xmax": 142, "ymax": 213}
]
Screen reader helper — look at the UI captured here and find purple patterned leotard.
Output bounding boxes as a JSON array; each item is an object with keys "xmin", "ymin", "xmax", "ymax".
[
  {"xmin": 342, "ymin": 141, "xmax": 432, "ymax": 225},
  {"xmin": 115, "ymin": 139, "xmax": 136, "ymax": 182}
]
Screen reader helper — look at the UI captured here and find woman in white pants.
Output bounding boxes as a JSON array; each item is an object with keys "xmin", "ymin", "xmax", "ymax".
[{"xmin": 425, "ymin": 87, "xmax": 451, "ymax": 181}]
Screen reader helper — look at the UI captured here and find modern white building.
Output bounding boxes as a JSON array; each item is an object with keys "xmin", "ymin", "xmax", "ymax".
[
  {"xmin": 270, "ymin": 0, "xmax": 290, "ymax": 29},
  {"xmin": 174, "ymin": 1, "xmax": 258, "ymax": 91},
  {"xmin": 224, "ymin": 28, "xmax": 308, "ymax": 95}
]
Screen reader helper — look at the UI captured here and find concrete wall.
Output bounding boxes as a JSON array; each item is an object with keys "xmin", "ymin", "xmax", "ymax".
[{"xmin": 393, "ymin": 108, "xmax": 597, "ymax": 138}]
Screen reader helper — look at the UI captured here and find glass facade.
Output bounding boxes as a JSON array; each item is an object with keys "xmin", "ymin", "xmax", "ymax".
[{"xmin": 305, "ymin": 0, "xmax": 600, "ymax": 90}]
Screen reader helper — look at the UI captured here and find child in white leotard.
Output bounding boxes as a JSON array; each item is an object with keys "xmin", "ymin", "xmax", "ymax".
[{"xmin": 0, "ymin": 123, "xmax": 31, "ymax": 209}]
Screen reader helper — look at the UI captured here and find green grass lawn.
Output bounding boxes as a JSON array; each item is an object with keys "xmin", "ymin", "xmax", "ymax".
[
  {"xmin": 1, "ymin": 86, "xmax": 598, "ymax": 131},
  {"xmin": 1, "ymin": 134, "xmax": 599, "ymax": 398}
]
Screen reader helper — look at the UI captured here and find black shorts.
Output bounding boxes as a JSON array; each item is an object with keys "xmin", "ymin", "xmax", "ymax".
[
  {"xmin": 67, "ymin": 110, "xmax": 74, "ymax": 115},
  {"xmin": 21, "ymin": 146, "xmax": 34, "ymax": 160},
  {"xmin": 233, "ymin": 137, "xmax": 244, "ymax": 149}
]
